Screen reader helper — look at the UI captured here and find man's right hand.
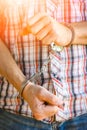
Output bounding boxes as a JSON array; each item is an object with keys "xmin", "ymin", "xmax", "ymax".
[{"xmin": 22, "ymin": 82, "xmax": 64, "ymax": 121}]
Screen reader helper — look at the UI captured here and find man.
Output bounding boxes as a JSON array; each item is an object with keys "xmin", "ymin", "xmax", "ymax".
[{"xmin": 0, "ymin": 0, "xmax": 87, "ymax": 130}]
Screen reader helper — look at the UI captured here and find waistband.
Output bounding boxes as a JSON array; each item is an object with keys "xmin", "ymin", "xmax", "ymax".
[{"xmin": 0, "ymin": 108, "xmax": 62, "ymax": 128}]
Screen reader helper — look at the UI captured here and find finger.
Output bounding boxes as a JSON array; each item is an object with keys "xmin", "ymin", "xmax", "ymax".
[
  {"xmin": 39, "ymin": 88, "xmax": 64, "ymax": 109},
  {"xmin": 43, "ymin": 105, "xmax": 58, "ymax": 117},
  {"xmin": 42, "ymin": 30, "xmax": 57, "ymax": 45},
  {"xmin": 30, "ymin": 16, "xmax": 51, "ymax": 34},
  {"xmin": 36, "ymin": 23, "xmax": 52, "ymax": 40},
  {"xmin": 34, "ymin": 105, "xmax": 58, "ymax": 120},
  {"xmin": 20, "ymin": 13, "xmax": 48, "ymax": 36},
  {"xmin": 28, "ymin": 13, "xmax": 47, "ymax": 26}
]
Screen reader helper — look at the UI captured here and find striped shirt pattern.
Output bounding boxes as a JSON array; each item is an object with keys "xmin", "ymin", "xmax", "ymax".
[{"xmin": 0, "ymin": 0, "xmax": 87, "ymax": 123}]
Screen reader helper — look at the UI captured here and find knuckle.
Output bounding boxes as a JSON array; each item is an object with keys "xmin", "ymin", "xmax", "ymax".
[
  {"xmin": 33, "ymin": 106, "xmax": 45, "ymax": 120},
  {"xmin": 38, "ymin": 87, "xmax": 45, "ymax": 96},
  {"xmin": 51, "ymin": 97, "xmax": 57, "ymax": 104}
]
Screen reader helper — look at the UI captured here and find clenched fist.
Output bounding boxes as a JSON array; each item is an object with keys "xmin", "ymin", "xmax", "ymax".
[
  {"xmin": 20, "ymin": 13, "xmax": 72, "ymax": 46},
  {"xmin": 22, "ymin": 82, "xmax": 64, "ymax": 120}
]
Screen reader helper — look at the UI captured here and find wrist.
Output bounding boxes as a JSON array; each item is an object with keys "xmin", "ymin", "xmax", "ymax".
[
  {"xmin": 22, "ymin": 81, "xmax": 33, "ymax": 99},
  {"xmin": 19, "ymin": 79, "xmax": 30, "ymax": 97}
]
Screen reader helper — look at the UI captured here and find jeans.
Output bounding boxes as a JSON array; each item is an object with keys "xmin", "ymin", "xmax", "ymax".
[{"xmin": 0, "ymin": 109, "xmax": 87, "ymax": 130}]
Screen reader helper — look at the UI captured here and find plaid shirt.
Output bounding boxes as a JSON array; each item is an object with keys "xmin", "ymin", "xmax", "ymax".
[{"xmin": 0, "ymin": 0, "xmax": 87, "ymax": 123}]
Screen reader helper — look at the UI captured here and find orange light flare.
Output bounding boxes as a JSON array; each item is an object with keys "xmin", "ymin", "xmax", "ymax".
[
  {"xmin": 0, "ymin": 0, "xmax": 30, "ymax": 37},
  {"xmin": 19, "ymin": 26, "xmax": 32, "ymax": 36}
]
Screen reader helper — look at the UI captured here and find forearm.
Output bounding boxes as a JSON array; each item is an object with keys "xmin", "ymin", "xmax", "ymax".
[
  {"xmin": 70, "ymin": 21, "xmax": 87, "ymax": 45},
  {"xmin": 0, "ymin": 39, "xmax": 26, "ymax": 92}
]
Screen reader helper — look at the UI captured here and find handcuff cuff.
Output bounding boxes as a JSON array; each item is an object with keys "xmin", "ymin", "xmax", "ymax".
[
  {"xmin": 19, "ymin": 43, "xmax": 69, "ymax": 123},
  {"xmin": 19, "ymin": 42, "xmax": 63, "ymax": 97}
]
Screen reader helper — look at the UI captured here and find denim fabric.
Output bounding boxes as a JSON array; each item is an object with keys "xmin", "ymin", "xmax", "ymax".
[
  {"xmin": 0, "ymin": 109, "xmax": 87, "ymax": 130},
  {"xmin": 58, "ymin": 113, "xmax": 87, "ymax": 130},
  {"xmin": 0, "ymin": 109, "xmax": 52, "ymax": 130}
]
